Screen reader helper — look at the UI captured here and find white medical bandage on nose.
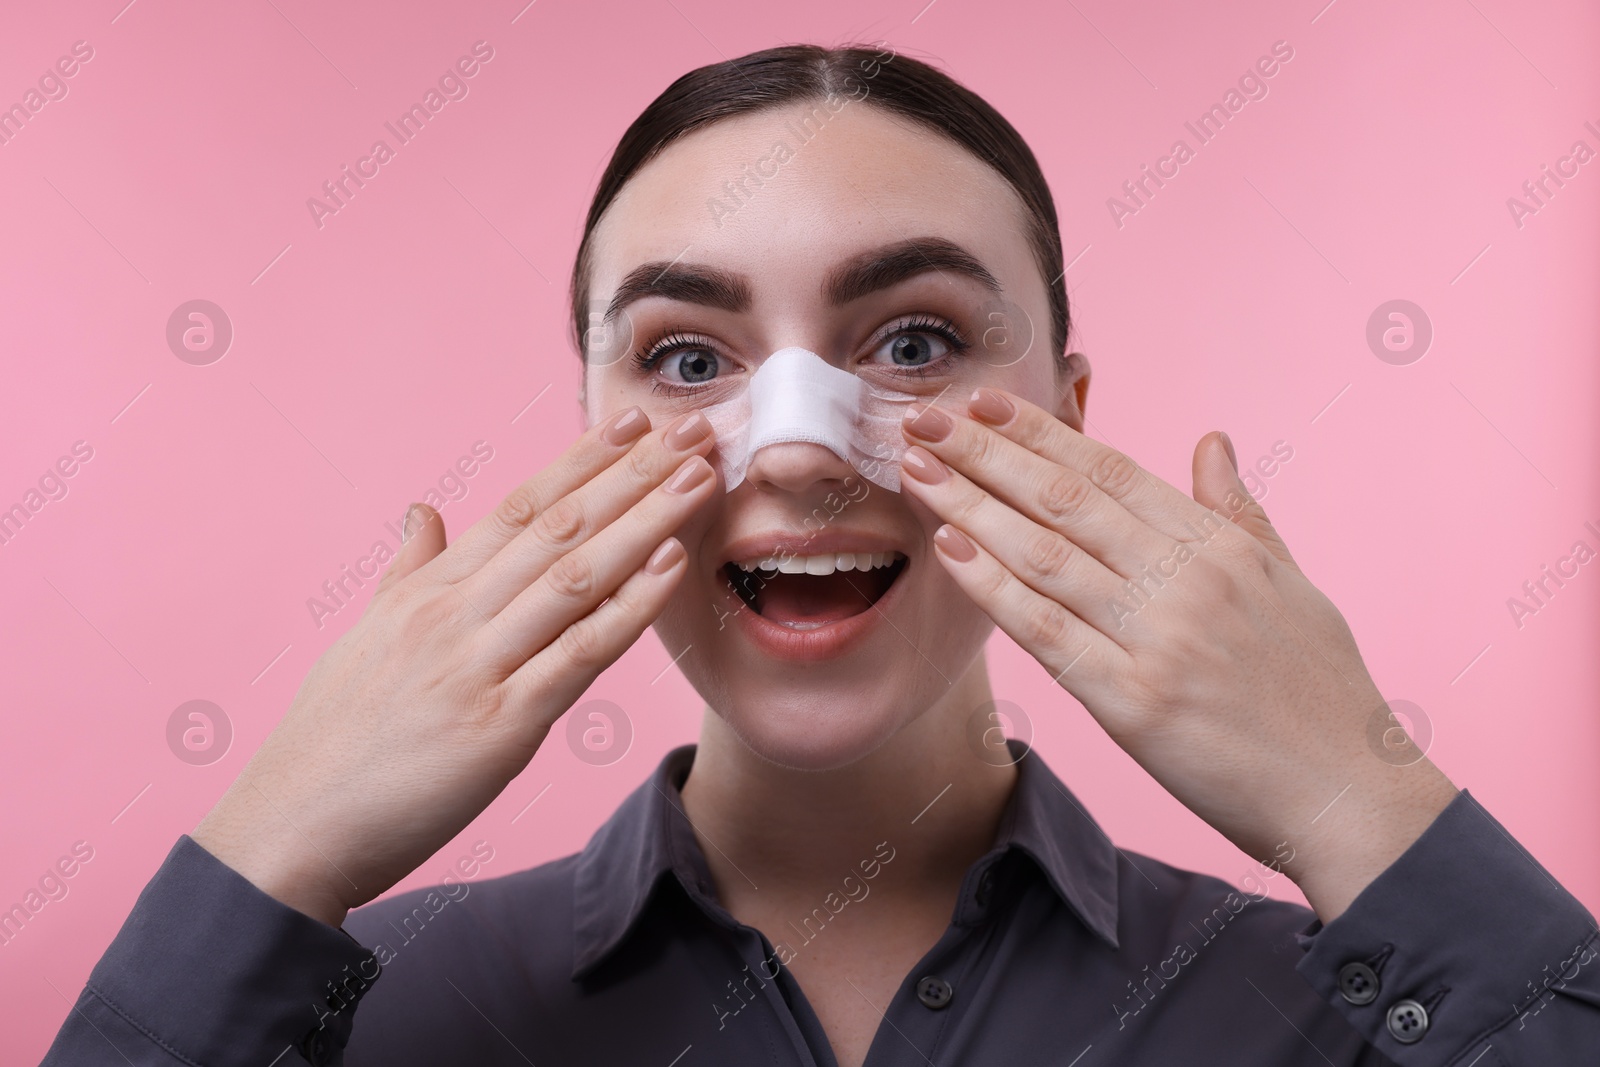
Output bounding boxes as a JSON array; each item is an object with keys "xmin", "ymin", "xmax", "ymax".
[{"xmin": 701, "ymin": 347, "xmax": 926, "ymax": 493}]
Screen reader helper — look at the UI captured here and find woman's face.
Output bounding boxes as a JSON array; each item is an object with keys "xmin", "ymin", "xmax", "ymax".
[{"xmin": 582, "ymin": 99, "xmax": 1088, "ymax": 770}]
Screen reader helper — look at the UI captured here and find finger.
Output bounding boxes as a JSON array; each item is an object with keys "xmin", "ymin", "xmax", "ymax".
[
  {"xmin": 926, "ymin": 522, "xmax": 1129, "ymax": 708},
  {"xmin": 500, "ymin": 535, "xmax": 689, "ymax": 740},
  {"xmin": 1193, "ymin": 431, "xmax": 1302, "ymax": 575},
  {"xmin": 459, "ymin": 411, "xmax": 715, "ymax": 617},
  {"xmin": 480, "ymin": 453, "xmax": 716, "ymax": 673},
  {"xmin": 373, "ymin": 503, "xmax": 447, "ymax": 598},
  {"xmin": 925, "ymin": 387, "xmax": 1220, "ymax": 542},
  {"xmin": 423, "ymin": 405, "xmax": 654, "ymax": 585},
  {"xmin": 899, "ymin": 401, "xmax": 1172, "ymax": 579},
  {"xmin": 898, "ymin": 445, "xmax": 1131, "ymax": 630}
]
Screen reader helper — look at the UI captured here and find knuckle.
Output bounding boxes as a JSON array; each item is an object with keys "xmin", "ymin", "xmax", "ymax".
[
  {"xmin": 975, "ymin": 557, "xmax": 1012, "ymax": 602},
  {"xmin": 544, "ymin": 551, "xmax": 599, "ymax": 602},
  {"xmin": 1087, "ymin": 448, "xmax": 1141, "ymax": 500},
  {"xmin": 945, "ymin": 485, "xmax": 985, "ymax": 527},
  {"xmin": 537, "ymin": 495, "xmax": 588, "ymax": 549},
  {"xmin": 623, "ymin": 442, "xmax": 659, "ymax": 484},
  {"xmin": 495, "ymin": 484, "xmax": 541, "ymax": 532},
  {"xmin": 451, "ymin": 669, "xmax": 513, "ymax": 735},
  {"xmin": 557, "ymin": 613, "xmax": 609, "ymax": 670},
  {"xmin": 1211, "ymin": 530, "xmax": 1265, "ymax": 577},
  {"xmin": 1129, "ymin": 660, "xmax": 1183, "ymax": 717},
  {"xmin": 1219, "ymin": 561, "xmax": 1253, "ymax": 610},
  {"xmin": 1021, "ymin": 599, "xmax": 1071, "ymax": 649},
  {"xmin": 1037, "ymin": 471, "xmax": 1094, "ymax": 524},
  {"xmin": 1021, "ymin": 531, "xmax": 1074, "ymax": 579},
  {"xmin": 1191, "ymin": 557, "xmax": 1248, "ymax": 615},
  {"xmin": 965, "ymin": 426, "xmax": 1005, "ymax": 471},
  {"xmin": 391, "ymin": 585, "xmax": 462, "ymax": 640}
]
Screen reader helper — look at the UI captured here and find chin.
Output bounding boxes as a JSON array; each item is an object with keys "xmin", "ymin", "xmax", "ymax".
[{"xmin": 704, "ymin": 669, "xmax": 924, "ymax": 771}]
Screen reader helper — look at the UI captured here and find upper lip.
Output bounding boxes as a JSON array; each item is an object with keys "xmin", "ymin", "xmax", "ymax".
[{"xmin": 720, "ymin": 530, "xmax": 909, "ymax": 567}]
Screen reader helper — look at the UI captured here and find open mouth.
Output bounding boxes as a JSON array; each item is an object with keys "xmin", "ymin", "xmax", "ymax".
[{"xmin": 723, "ymin": 552, "xmax": 909, "ymax": 631}]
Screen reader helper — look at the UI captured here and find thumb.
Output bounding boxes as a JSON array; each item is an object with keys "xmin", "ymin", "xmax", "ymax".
[
  {"xmin": 376, "ymin": 502, "xmax": 448, "ymax": 595},
  {"xmin": 1192, "ymin": 432, "xmax": 1301, "ymax": 574}
]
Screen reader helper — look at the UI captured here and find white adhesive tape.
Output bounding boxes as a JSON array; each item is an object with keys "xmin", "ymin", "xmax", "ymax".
[{"xmin": 701, "ymin": 347, "xmax": 922, "ymax": 492}]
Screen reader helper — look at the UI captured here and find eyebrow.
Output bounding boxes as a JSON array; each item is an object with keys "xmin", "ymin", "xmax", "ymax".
[{"xmin": 602, "ymin": 237, "xmax": 1002, "ymax": 326}]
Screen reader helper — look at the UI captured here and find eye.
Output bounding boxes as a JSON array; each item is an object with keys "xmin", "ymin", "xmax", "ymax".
[
  {"xmin": 662, "ymin": 347, "xmax": 720, "ymax": 383},
  {"xmin": 864, "ymin": 315, "xmax": 970, "ymax": 371},
  {"xmin": 630, "ymin": 331, "xmax": 728, "ymax": 392}
]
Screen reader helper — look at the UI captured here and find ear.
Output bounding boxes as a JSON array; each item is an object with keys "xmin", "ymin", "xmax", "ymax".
[{"xmin": 1053, "ymin": 351, "xmax": 1091, "ymax": 431}]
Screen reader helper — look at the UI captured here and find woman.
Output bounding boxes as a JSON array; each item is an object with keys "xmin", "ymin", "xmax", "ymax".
[{"xmin": 44, "ymin": 42, "xmax": 1596, "ymax": 1067}]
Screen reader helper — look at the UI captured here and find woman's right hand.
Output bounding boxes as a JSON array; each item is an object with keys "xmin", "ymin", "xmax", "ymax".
[{"xmin": 191, "ymin": 406, "xmax": 717, "ymax": 928}]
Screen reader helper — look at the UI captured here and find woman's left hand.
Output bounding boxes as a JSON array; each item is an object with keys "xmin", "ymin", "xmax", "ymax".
[{"xmin": 896, "ymin": 385, "xmax": 1460, "ymax": 922}]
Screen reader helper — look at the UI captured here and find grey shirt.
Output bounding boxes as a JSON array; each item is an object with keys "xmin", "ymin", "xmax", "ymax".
[{"xmin": 42, "ymin": 740, "xmax": 1600, "ymax": 1066}]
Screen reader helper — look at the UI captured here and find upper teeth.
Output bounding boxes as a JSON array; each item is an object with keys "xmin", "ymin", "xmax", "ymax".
[{"xmin": 735, "ymin": 551, "xmax": 903, "ymax": 575}]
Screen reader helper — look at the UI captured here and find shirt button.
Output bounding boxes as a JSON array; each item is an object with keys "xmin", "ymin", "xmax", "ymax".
[
  {"xmin": 915, "ymin": 975, "xmax": 953, "ymax": 1010},
  {"xmin": 1337, "ymin": 961, "xmax": 1380, "ymax": 1005},
  {"xmin": 1386, "ymin": 998, "xmax": 1430, "ymax": 1044},
  {"xmin": 975, "ymin": 868, "xmax": 995, "ymax": 907}
]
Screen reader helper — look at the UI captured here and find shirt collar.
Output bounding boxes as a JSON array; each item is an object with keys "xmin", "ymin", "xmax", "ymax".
[
  {"xmin": 994, "ymin": 737, "xmax": 1121, "ymax": 948},
  {"xmin": 570, "ymin": 738, "xmax": 1120, "ymax": 980}
]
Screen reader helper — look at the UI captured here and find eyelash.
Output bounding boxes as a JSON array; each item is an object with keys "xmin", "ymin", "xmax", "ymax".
[
  {"xmin": 629, "ymin": 331, "xmax": 718, "ymax": 397},
  {"xmin": 882, "ymin": 315, "xmax": 971, "ymax": 377},
  {"xmin": 629, "ymin": 314, "xmax": 972, "ymax": 395}
]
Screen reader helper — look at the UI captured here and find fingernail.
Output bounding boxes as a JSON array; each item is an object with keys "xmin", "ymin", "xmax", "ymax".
[
  {"xmin": 904, "ymin": 403, "xmax": 954, "ymax": 442},
  {"xmin": 603, "ymin": 406, "xmax": 648, "ymax": 445},
  {"xmin": 1219, "ymin": 431, "xmax": 1238, "ymax": 473},
  {"xmin": 900, "ymin": 446, "xmax": 949, "ymax": 484},
  {"xmin": 933, "ymin": 525, "xmax": 976, "ymax": 562},
  {"xmin": 666, "ymin": 411, "xmax": 712, "ymax": 450},
  {"xmin": 400, "ymin": 503, "xmax": 422, "ymax": 545},
  {"xmin": 645, "ymin": 538, "xmax": 685, "ymax": 575},
  {"xmin": 968, "ymin": 388, "xmax": 1015, "ymax": 426},
  {"xmin": 665, "ymin": 456, "xmax": 712, "ymax": 494}
]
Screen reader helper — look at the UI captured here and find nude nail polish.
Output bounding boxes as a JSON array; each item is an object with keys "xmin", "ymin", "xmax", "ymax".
[
  {"xmin": 901, "ymin": 446, "xmax": 950, "ymax": 484},
  {"xmin": 934, "ymin": 525, "xmax": 977, "ymax": 562},
  {"xmin": 604, "ymin": 406, "xmax": 647, "ymax": 445},
  {"xmin": 666, "ymin": 411, "xmax": 712, "ymax": 450},
  {"xmin": 904, "ymin": 404, "xmax": 954, "ymax": 442}
]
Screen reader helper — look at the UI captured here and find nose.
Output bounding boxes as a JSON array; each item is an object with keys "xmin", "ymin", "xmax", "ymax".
[{"xmin": 741, "ymin": 440, "xmax": 857, "ymax": 494}]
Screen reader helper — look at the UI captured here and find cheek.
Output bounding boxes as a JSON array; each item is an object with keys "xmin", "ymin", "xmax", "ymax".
[
  {"xmin": 649, "ymin": 496, "xmax": 728, "ymax": 646},
  {"xmin": 909, "ymin": 552, "xmax": 995, "ymax": 677},
  {"xmin": 583, "ymin": 366, "xmax": 652, "ymax": 425},
  {"xmin": 991, "ymin": 357, "xmax": 1058, "ymax": 411},
  {"xmin": 897, "ymin": 483, "xmax": 997, "ymax": 671}
]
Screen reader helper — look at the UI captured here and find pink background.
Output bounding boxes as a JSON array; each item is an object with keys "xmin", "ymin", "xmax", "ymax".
[{"xmin": 3, "ymin": 0, "xmax": 1597, "ymax": 1060}]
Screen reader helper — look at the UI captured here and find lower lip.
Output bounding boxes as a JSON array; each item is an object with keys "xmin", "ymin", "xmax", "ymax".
[{"xmin": 730, "ymin": 560, "xmax": 908, "ymax": 663}]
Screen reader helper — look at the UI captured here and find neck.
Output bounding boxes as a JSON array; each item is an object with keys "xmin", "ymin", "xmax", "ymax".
[{"xmin": 678, "ymin": 653, "xmax": 1018, "ymax": 913}]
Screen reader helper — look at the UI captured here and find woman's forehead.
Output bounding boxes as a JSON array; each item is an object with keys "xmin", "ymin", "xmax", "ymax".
[{"xmin": 585, "ymin": 102, "xmax": 1039, "ymax": 305}]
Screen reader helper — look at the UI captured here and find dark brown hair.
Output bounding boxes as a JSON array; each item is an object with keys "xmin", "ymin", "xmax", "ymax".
[{"xmin": 568, "ymin": 42, "xmax": 1070, "ymax": 363}]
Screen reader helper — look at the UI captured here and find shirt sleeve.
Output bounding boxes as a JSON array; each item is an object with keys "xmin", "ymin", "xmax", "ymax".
[
  {"xmin": 1295, "ymin": 788, "xmax": 1600, "ymax": 1066},
  {"xmin": 40, "ymin": 835, "xmax": 382, "ymax": 1067}
]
